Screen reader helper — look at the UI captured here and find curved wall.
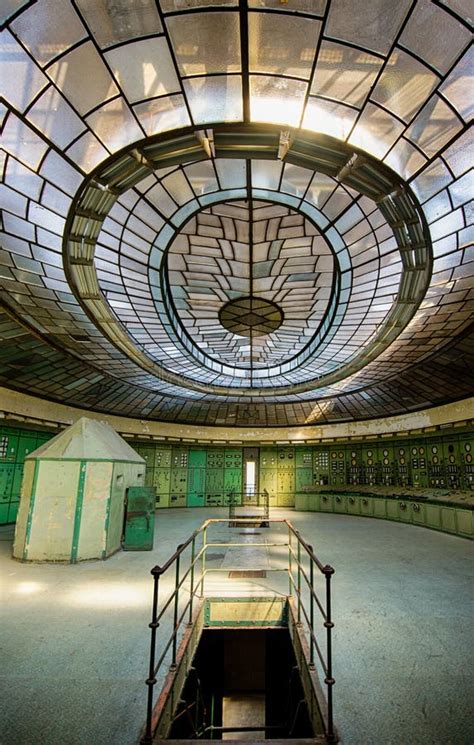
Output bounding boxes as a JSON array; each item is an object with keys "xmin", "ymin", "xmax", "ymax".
[{"xmin": 1, "ymin": 387, "xmax": 473, "ymax": 443}]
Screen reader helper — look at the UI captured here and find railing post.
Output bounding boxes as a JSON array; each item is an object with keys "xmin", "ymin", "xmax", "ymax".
[
  {"xmin": 297, "ymin": 539, "xmax": 302, "ymax": 625},
  {"xmin": 189, "ymin": 536, "xmax": 195, "ymax": 625},
  {"xmin": 323, "ymin": 564, "xmax": 336, "ymax": 742},
  {"xmin": 308, "ymin": 545, "xmax": 315, "ymax": 669},
  {"xmin": 288, "ymin": 525, "xmax": 292, "ymax": 596},
  {"xmin": 141, "ymin": 566, "xmax": 162, "ymax": 745},
  {"xmin": 201, "ymin": 526, "xmax": 207, "ymax": 597},
  {"xmin": 171, "ymin": 548, "xmax": 181, "ymax": 669}
]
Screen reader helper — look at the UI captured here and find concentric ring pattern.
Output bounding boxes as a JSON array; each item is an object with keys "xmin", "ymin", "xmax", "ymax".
[{"xmin": 0, "ymin": 0, "xmax": 472, "ymax": 425}]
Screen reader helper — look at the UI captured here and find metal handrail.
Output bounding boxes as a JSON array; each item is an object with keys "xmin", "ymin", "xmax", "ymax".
[
  {"xmin": 228, "ymin": 488, "xmax": 270, "ymax": 523},
  {"xmin": 141, "ymin": 518, "xmax": 336, "ymax": 744}
]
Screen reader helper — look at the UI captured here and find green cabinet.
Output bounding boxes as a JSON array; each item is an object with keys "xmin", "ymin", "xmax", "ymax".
[
  {"xmin": 155, "ymin": 447, "xmax": 171, "ymax": 468},
  {"xmin": 170, "ymin": 466, "xmax": 187, "ymax": 507},
  {"xmin": 334, "ymin": 495, "xmax": 346, "ymax": 513},
  {"xmin": 294, "ymin": 493, "xmax": 309, "ymax": 510},
  {"xmin": 189, "ymin": 449, "xmax": 206, "ymax": 468},
  {"xmin": 277, "ymin": 470, "xmax": 295, "ymax": 506},
  {"xmin": 153, "ymin": 468, "xmax": 171, "ymax": 508},
  {"xmin": 313, "ymin": 449, "xmax": 329, "ymax": 485},
  {"xmin": 224, "ymin": 468, "xmax": 242, "ymax": 498},
  {"xmin": 2, "ymin": 433, "xmax": 18, "ymax": 462},
  {"xmin": 17, "ymin": 436, "xmax": 37, "ymax": 462},
  {"xmin": 295, "ymin": 449, "xmax": 313, "ymax": 468},
  {"xmin": 206, "ymin": 468, "xmax": 224, "ymax": 505},
  {"xmin": 260, "ymin": 448, "xmax": 277, "ymax": 469},
  {"xmin": 378, "ymin": 445, "xmax": 395, "ymax": 486},
  {"xmin": 260, "ymin": 469, "xmax": 277, "ymax": 505},
  {"xmin": 319, "ymin": 494, "xmax": 333, "ymax": 512},
  {"xmin": 224, "ymin": 449, "xmax": 242, "ymax": 502},
  {"xmin": 11, "ymin": 464, "xmax": 24, "ymax": 498},
  {"xmin": 122, "ymin": 486, "xmax": 155, "ymax": 551},
  {"xmin": 347, "ymin": 495, "xmax": 361, "ymax": 515},
  {"xmin": 141, "ymin": 447, "xmax": 156, "ymax": 469},
  {"xmin": 295, "ymin": 467, "xmax": 312, "ymax": 490},
  {"xmin": 277, "ymin": 447, "xmax": 295, "ymax": 506},
  {"xmin": 0, "ymin": 464, "xmax": 14, "ymax": 500},
  {"xmin": 360, "ymin": 497, "xmax": 373, "ymax": 516},
  {"xmin": 188, "ymin": 468, "xmax": 206, "ymax": 507},
  {"xmin": 456, "ymin": 509, "xmax": 472, "ymax": 537}
]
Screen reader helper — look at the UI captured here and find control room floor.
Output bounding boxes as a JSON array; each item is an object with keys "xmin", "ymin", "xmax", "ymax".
[{"xmin": 1, "ymin": 508, "xmax": 472, "ymax": 745}]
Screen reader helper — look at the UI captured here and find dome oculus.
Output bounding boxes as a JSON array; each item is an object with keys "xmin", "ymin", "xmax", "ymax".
[{"xmin": 219, "ymin": 297, "xmax": 284, "ymax": 337}]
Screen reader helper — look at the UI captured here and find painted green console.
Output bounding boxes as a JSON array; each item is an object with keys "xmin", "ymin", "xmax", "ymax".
[{"xmin": 295, "ymin": 488, "xmax": 473, "ymax": 539}]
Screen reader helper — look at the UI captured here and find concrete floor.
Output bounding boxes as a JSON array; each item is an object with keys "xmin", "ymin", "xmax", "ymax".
[{"xmin": 0, "ymin": 508, "xmax": 473, "ymax": 745}]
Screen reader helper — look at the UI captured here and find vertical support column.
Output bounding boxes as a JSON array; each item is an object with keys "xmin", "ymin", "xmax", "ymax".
[
  {"xmin": 171, "ymin": 548, "xmax": 182, "ymax": 669},
  {"xmin": 189, "ymin": 536, "xmax": 195, "ymax": 625},
  {"xmin": 201, "ymin": 526, "xmax": 207, "ymax": 597},
  {"xmin": 141, "ymin": 566, "xmax": 162, "ymax": 745},
  {"xmin": 297, "ymin": 540, "xmax": 302, "ymax": 625},
  {"xmin": 288, "ymin": 525, "xmax": 292, "ymax": 596},
  {"xmin": 323, "ymin": 564, "xmax": 336, "ymax": 742},
  {"xmin": 308, "ymin": 544, "xmax": 315, "ymax": 669}
]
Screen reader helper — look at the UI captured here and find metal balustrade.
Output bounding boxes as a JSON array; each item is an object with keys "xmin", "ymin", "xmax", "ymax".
[{"xmin": 141, "ymin": 518, "xmax": 336, "ymax": 744}]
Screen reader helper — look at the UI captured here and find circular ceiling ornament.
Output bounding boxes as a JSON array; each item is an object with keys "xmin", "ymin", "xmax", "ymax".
[{"xmin": 219, "ymin": 296, "xmax": 284, "ymax": 338}]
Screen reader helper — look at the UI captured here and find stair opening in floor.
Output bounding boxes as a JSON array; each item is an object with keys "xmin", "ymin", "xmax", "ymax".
[{"xmin": 168, "ymin": 628, "xmax": 314, "ymax": 740}]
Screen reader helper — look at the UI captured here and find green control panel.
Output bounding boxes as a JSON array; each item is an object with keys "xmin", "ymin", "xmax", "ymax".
[
  {"xmin": 0, "ymin": 424, "xmax": 472, "ymax": 525},
  {"xmin": 0, "ymin": 426, "xmax": 52, "ymax": 525}
]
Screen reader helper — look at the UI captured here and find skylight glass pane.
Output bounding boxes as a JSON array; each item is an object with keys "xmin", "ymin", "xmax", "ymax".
[
  {"xmin": 249, "ymin": 13, "xmax": 320, "ymax": 79},
  {"xmin": 215, "ymin": 159, "xmax": 246, "ymax": 190},
  {"xmin": 39, "ymin": 151, "xmax": 83, "ymax": 193},
  {"xmin": 441, "ymin": 127, "xmax": 473, "ymax": 178},
  {"xmin": 371, "ymin": 49, "xmax": 439, "ymax": 123},
  {"xmin": 248, "ymin": 0, "xmax": 325, "ymax": 13},
  {"xmin": 1, "ymin": 0, "xmax": 28, "ymax": 25},
  {"xmin": 86, "ymin": 98, "xmax": 144, "ymax": 153},
  {"xmin": 325, "ymin": 0, "xmax": 412, "ymax": 55},
  {"xmin": 105, "ymin": 38, "xmax": 180, "ymax": 104},
  {"xmin": 2, "ymin": 113, "xmax": 48, "ymax": 170},
  {"xmin": 161, "ymin": 0, "xmax": 237, "ymax": 10},
  {"xmin": 133, "ymin": 95, "xmax": 191, "ymax": 136},
  {"xmin": 167, "ymin": 12, "xmax": 241, "ymax": 76},
  {"xmin": 349, "ymin": 103, "xmax": 405, "ymax": 159},
  {"xmin": 184, "ymin": 76, "xmax": 243, "ymax": 123},
  {"xmin": 65, "ymin": 132, "xmax": 110, "ymax": 173},
  {"xmin": 439, "ymin": 46, "xmax": 474, "ymax": 122},
  {"xmin": 76, "ymin": 0, "xmax": 162, "ymax": 47},
  {"xmin": 251, "ymin": 160, "xmax": 283, "ymax": 191},
  {"xmin": 27, "ymin": 86, "xmax": 86, "ymax": 149},
  {"xmin": 250, "ymin": 75, "xmax": 307, "ymax": 127},
  {"xmin": 0, "ymin": 30, "xmax": 48, "ymax": 113},
  {"xmin": 185, "ymin": 161, "xmax": 219, "ymax": 195},
  {"xmin": 11, "ymin": 0, "xmax": 86, "ymax": 66},
  {"xmin": 304, "ymin": 173, "xmax": 336, "ymax": 210},
  {"xmin": 384, "ymin": 137, "xmax": 427, "ymax": 180},
  {"xmin": 5, "ymin": 157, "xmax": 43, "ymax": 200},
  {"xmin": 162, "ymin": 170, "xmax": 195, "ymax": 205},
  {"xmin": 47, "ymin": 41, "xmax": 119, "ymax": 117},
  {"xmin": 411, "ymin": 159, "xmax": 453, "ymax": 203},
  {"xmin": 310, "ymin": 41, "xmax": 383, "ymax": 107},
  {"xmin": 303, "ymin": 98, "xmax": 358, "ymax": 140},
  {"xmin": 439, "ymin": 0, "xmax": 473, "ymax": 24},
  {"xmin": 399, "ymin": 0, "xmax": 471, "ymax": 75},
  {"xmin": 280, "ymin": 164, "xmax": 313, "ymax": 198},
  {"xmin": 405, "ymin": 95, "xmax": 463, "ymax": 157}
]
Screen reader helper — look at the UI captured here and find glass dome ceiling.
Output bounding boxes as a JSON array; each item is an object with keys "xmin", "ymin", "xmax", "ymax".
[{"xmin": 0, "ymin": 0, "xmax": 472, "ymax": 426}]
